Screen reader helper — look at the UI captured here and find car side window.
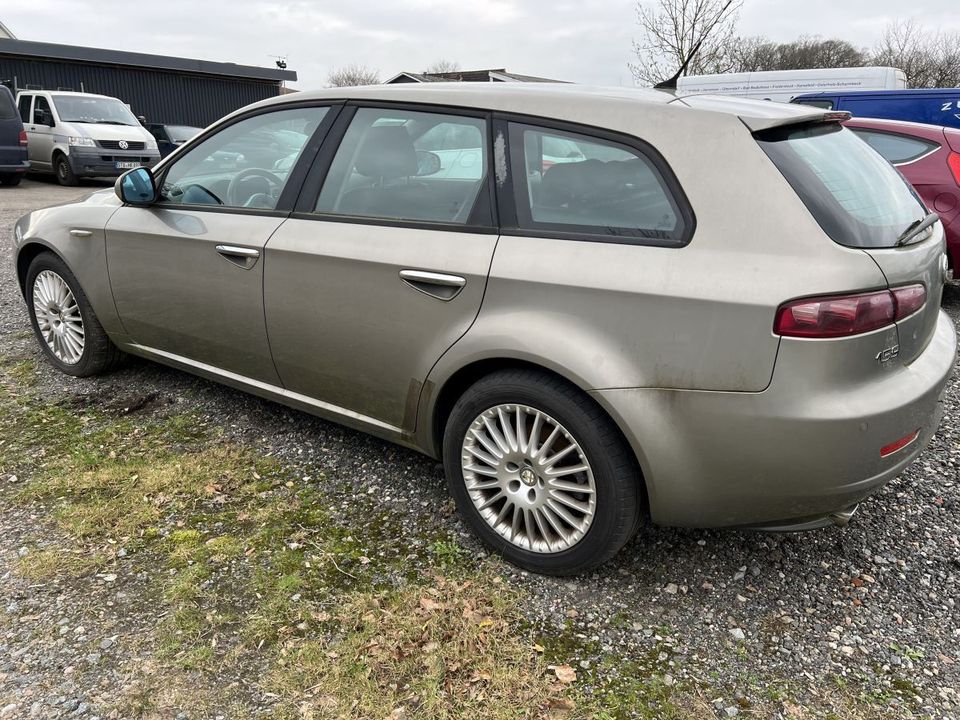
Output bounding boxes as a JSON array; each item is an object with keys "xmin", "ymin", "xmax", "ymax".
[
  {"xmin": 314, "ymin": 107, "xmax": 488, "ymax": 224},
  {"xmin": 17, "ymin": 95, "xmax": 32, "ymax": 124},
  {"xmin": 850, "ymin": 129, "xmax": 940, "ymax": 165},
  {"xmin": 509, "ymin": 123, "xmax": 687, "ymax": 243},
  {"xmin": 157, "ymin": 106, "xmax": 328, "ymax": 210},
  {"xmin": 32, "ymin": 96, "xmax": 51, "ymax": 125}
]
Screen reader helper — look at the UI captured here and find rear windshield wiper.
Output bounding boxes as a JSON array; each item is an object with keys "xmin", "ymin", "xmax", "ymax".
[{"xmin": 896, "ymin": 212, "xmax": 939, "ymax": 247}]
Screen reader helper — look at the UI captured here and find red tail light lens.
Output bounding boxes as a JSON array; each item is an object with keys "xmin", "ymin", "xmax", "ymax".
[
  {"xmin": 948, "ymin": 152, "xmax": 960, "ymax": 187},
  {"xmin": 18, "ymin": 130, "xmax": 27, "ymax": 146},
  {"xmin": 892, "ymin": 284, "xmax": 926, "ymax": 319},
  {"xmin": 774, "ymin": 284, "xmax": 926, "ymax": 338},
  {"xmin": 775, "ymin": 291, "xmax": 894, "ymax": 338}
]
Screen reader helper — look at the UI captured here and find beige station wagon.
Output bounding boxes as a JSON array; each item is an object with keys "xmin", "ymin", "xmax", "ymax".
[{"xmin": 12, "ymin": 83, "xmax": 957, "ymax": 574}]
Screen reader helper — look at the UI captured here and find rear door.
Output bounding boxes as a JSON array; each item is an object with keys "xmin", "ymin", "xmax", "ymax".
[{"xmin": 263, "ymin": 104, "xmax": 498, "ymax": 432}]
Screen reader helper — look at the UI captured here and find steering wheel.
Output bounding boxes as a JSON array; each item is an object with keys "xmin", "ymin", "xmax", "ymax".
[{"xmin": 227, "ymin": 168, "xmax": 283, "ymax": 207}]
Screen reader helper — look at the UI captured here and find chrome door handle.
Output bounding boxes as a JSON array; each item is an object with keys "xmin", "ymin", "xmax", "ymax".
[
  {"xmin": 216, "ymin": 245, "xmax": 260, "ymax": 259},
  {"xmin": 399, "ymin": 269, "xmax": 466, "ymax": 301},
  {"xmin": 215, "ymin": 244, "xmax": 260, "ymax": 269},
  {"xmin": 69, "ymin": 229, "xmax": 92, "ymax": 238}
]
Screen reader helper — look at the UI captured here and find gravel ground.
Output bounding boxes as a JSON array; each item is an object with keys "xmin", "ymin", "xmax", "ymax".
[{"xmin": 1, "ymin": 177, "xmax": 959, "ymax": 718}]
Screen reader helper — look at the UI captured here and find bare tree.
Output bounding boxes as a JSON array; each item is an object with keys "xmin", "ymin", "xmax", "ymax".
[
  {"xmin": 326, "ymin": 64, "xmax": 380, "ymax": 87},
  {"xmin": 629, "ymin": 0, "xmax": 743, "ymax": 85},
  {"xmin": 423, "ymin": 59, "xmax": 461, "ymax": 75},
  {"xmin": 873, "ymin": 19, "xmax": 960, "ymax": 88},
  {"xmin": 731, "ymin": 35, "xmax": 869, "ymax": 73}
]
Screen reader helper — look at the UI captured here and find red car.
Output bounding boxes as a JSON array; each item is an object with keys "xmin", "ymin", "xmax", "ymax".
[{"xmin": 844, "ymin": 117, "xmax": 960, "ymax": 274}]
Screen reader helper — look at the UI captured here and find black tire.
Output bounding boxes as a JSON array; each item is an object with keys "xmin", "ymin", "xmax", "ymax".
[
  {"xmin": 25, "ymin": 252, "xmax": 124, "ymax": 377},
  {"xmin": 442, "ymin": 368, "xmax": 643, "ymax": 575},
  {"xmin": 0, "ymin": 173, "xmax": 23, "ymax": 186},
  {"xmin": 54, "ymin": 153, "xmax": 79, "ymax": 186}
]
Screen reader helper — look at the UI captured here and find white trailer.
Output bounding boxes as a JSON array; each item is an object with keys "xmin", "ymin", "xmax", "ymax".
[{"xmin": 676, "ymin": 67, "xmax": 906, "ymax": 103}]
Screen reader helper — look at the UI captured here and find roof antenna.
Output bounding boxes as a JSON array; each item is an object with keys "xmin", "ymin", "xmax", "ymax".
[{"xmin": 653, "ymin": 0, "xmax": 732, "ymax": 91}]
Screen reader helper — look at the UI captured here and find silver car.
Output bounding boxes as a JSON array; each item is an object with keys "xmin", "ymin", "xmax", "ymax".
[{"xmin": 12, "ymin": 84, "xmax": 957, "ymax": 575}]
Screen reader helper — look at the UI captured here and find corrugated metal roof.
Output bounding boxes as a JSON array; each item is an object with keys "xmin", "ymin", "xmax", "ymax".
[{"xmin": 0, "ymin": 38, "xmax": 296, "ymax": 82}]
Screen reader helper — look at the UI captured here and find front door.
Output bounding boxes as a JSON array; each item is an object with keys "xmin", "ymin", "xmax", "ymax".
[
  {"xmin": 28, "ymin": 96, "xmax": 54, "ymax": 170},
  {"xmin": 264, "ymin": 105, "xmax": 498, "ymax": 430},
  {"xmin": 105, "ymin": 104, "xmax": 335, "ymax": 384}
]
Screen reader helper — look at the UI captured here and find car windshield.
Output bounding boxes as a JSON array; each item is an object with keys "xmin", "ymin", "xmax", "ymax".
[
  {"xmin": 52, "ymin": 96, "xmax": 139, "ymax": 126},
  {"xmin": 757, "ymin": 123, "xmax": 925, "ymax": 249},
  {"xmin": 166, "ymin": 125, "xmax": 201, "ymax": 142}
]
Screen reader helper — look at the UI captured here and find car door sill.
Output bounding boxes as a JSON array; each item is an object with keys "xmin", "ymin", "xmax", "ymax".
[{"xmin": 126, "ymin": 343, "xmax": 409, "ymax": 443}]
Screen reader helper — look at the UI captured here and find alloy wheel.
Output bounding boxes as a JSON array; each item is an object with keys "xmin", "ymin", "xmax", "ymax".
[
  {"xmin": 460, "ymin": 404, "xmax": 597, "ymax": 553},
  {"xmin": 32, "ymin": 270, "xmax": 85, "ymax": 365}
]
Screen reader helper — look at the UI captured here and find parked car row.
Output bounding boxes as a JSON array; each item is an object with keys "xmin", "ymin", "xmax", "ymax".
[{"xmin": 12, "ymin": 83, "xmax": 956, "ymax": 574}]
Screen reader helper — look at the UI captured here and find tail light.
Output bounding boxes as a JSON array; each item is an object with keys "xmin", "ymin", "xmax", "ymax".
[
  {"xmin": 774, "ymin": 284, "xmax": 926, "ymax": 338},
  {"xmin": 18, "ymin": 130, "xmax": 27, "ymax": 146},
  {"xmin": 948, "ymin": 152, "xmax": 960, "ymax": 187}
]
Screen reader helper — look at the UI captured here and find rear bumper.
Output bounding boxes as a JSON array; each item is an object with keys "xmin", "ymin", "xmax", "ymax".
[
  {"xmin": 593, "ymin": 310, "xmax": 957, "ymax": 528},
  {"xmin": 0, "ymin": 158, "xmax": 28, "ymax": 173},
  {"xmin": 67, "ymin": 147, "xmax": 160, "ymax": 178}
]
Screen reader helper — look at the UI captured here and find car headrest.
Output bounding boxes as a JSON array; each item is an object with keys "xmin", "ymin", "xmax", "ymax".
[
  {"xmin": 540, "ymin": 159, "xmax": 604, "ymax": 207},
  {"xmin": 354, "ymin": 125, "xmax": 418, "ymax": 179}
]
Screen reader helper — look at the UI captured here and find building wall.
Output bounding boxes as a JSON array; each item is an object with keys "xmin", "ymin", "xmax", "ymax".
[{"xmin": 0, "ymin": 56, "xmax": 282, "ymax": 126}]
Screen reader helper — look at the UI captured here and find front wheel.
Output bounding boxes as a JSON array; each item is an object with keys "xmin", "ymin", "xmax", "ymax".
[
  {"xmin": 25, "ymin": 252, "xmax": 123, "ymax": 377},
  {"xmin": 442, "ymin": 369, "xmax": 643, "ymax": 575},
  {"xmin": 55, "ymin": 154, "xmax": 79, "ymax": 186}
]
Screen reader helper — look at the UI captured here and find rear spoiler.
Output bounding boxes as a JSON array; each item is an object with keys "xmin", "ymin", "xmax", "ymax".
[{"xmin": 670, "ymin": 94, "xmax": 851, "ymax": 132}]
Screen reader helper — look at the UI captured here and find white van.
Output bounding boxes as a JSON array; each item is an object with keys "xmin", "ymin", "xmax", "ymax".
[
  {"xmin": 15, "ymin": 90, "xmax": 160, "ymax": 185},
  {"xmin": 676, "ymin": 67, "xmax": 907, "ymax": 104}
]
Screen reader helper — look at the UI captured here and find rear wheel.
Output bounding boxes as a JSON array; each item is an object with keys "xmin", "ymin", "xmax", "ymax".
[
  {"xmin": 54, "ymin": 153, "xmax": 78, "ymax": 186},
  {"xmin": 25, "ymin": 252, "xmax": 123, "ymax": 377},
  {"xmin": 442, "ymin": 369, "xmax": 643, "ymax": 575},
  {"xmin": 0, "ymin": 173, "xmax": 22, "ymax": 186}
]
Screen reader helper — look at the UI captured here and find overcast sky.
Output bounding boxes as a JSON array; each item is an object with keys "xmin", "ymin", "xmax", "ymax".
[{"xmin": 4, "ymin": 0, "xmax": 960, "ymax": 89}]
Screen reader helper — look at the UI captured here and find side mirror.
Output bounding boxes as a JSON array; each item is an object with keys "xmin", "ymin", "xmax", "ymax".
[
  {"xmin": 36, "ymin": 109, "xmax": 54, "ymax": 127},
  {"xmin": 415, "ymin": 150, "xmax": 442, "ymax": 177},
  {"xmin": 115, "ymin": 167, "xmax": 157, "ymax": 205}
]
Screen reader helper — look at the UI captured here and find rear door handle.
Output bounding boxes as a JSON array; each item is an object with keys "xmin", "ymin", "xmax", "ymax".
[
  {"xmin": 399, "ymin": 269, "xmax": 466, "ymax": 301},
  {"xmin": 215, "ymin": 244, "xmax": 260, "ymax": 269}
]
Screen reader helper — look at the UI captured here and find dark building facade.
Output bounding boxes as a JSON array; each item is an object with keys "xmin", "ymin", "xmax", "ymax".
[{"xmin": 0, "ymin": 39, "xmax": 297, "ymax": 127}]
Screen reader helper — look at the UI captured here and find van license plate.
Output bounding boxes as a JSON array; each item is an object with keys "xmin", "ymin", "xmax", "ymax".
[{"xmin": 115, "ymin": 161, "xmax": 140, "ymax": 170}]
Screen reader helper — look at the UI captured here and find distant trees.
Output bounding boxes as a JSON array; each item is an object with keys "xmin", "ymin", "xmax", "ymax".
[
  {"xmin": 326, "ymin": 64, "xmax": 380, "ymax": 87},
  {"xmin": 423, "ymin": 60, "xmax": 461, "ymax": 75},
  {"xmin": 631, "ymin": 1, "xmax": 960, "ymax": 88},
  {"xmin": 731, "ymin": 36, "xmax": 869, "ymax": 72},
  {"xmin": 873, "ymin": 19, "xmax": 960, "ymax": 88}
]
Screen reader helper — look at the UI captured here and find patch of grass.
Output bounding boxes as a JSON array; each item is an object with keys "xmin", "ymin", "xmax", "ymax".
[
  {"xmin": 265, "ymin": 574, "xmax": 569, "ymax": 719},
  {"xmin": 16, "ymin": 546, "xmax": 106, "ymax": 581}
]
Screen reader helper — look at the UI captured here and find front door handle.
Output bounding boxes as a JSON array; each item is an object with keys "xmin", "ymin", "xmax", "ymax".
[
  {"xmin": 399, "ymin": 269, "xmax": 466, "ymax": 301},
  {"xmin": 215, "ymin": 244, "xmax": 260, "ymax": 269}
]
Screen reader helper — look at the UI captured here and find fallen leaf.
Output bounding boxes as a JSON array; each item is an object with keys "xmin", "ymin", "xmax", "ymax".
[
  {"xmin": 551, "ymin": 664, "xmax": 577, "ymax": 684},
  {"xmin": 419, "ymin": 597, "xmax": 444, "ymax": 612}
]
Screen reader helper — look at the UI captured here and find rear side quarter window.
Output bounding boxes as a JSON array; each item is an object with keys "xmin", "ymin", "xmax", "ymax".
[
  {"xmin": 849, "ymin": 128, "xmax": 940, "ymax": 165},
  {"xmin": 504, "ymin": 121, "xmax": 693, "ymax": 246}
]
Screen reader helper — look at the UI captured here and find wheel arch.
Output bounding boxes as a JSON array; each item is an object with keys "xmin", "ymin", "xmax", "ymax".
[
  {"xmin": 423, "ymin": 356, "xmax": 651, "ymax": 517},
  {"xmin": 16, "ymin": 241, "xmax": 63, "ymax": 299}
]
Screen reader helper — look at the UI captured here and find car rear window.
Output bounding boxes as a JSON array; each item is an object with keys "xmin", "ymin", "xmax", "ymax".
[
  {"xmin": 0, "ymin": 88, "xmax": 17, "ymax": 121},
  {"xmin": 757, "ymin": 123, "xmax": 925, "ymax": 249}
]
